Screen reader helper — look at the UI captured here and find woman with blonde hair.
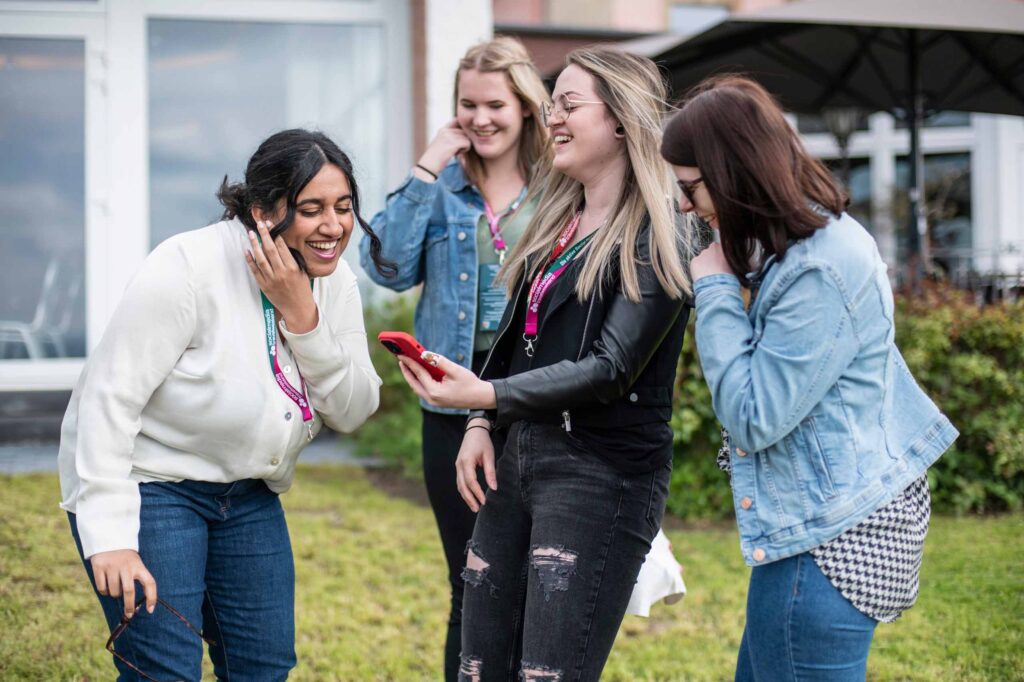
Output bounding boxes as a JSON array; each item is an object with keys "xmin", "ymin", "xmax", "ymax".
[
  {"xmin": 359, "ymin": 36, "xmax": 549, "ymax": 680},
  {"xmin": 397, "ymin": 47, "xmax": 695, "ymax": 680}
]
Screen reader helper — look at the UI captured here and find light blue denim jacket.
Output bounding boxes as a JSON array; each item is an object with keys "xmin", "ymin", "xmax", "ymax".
[
  {"xmin": 360, "ymin": 160, "xmax": 495, "ymax": 415},
  {"xmin": 693, "ymin": 212, "xmax": 958, "ymax": 567}
]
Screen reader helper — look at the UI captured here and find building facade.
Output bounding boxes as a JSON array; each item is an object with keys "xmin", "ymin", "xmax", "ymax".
[
  {"xmin": 2, "ymin": 0, "xmax": 1022, "ymax": 403},
  {"xmin": 0, "ymin": 0, "xmax": 490, "ymax": 397}
]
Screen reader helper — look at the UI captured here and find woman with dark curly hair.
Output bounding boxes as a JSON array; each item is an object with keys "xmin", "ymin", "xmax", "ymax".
[{"xmin": 59, "ymin": 128, "xmax": 392, "ymax": 681}]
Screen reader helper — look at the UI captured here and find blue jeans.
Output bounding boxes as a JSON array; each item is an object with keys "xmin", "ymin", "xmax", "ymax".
[
  {"xmin": 69, "ymin": 479, "xmax": 296, "ymax": 681},
  {"xmin": 736, "ymin": 552, "xmax": 878, "ymax": 682},
  {"xmin": 460, "ymin": 421, "xmax": 670, "ymax": 682}
]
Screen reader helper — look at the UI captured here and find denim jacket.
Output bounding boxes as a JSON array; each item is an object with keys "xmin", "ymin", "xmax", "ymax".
[
  {"xmin": 693, "ymin": 212, "xmax": 957, "ymax": 567},
  {"xmin": 361, "ymin": 160, "xmax": 534, "ymax": 414}
]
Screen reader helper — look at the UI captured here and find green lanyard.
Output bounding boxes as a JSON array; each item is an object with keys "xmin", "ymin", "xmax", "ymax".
[{"xmin": 259, "ymin": 281, "xmax": 315, "ymax": 440}]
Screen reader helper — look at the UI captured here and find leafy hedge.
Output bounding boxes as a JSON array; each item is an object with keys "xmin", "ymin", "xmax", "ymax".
[
  {"xmin": 354, "ymin": 286, "xmax": 1024, "ymax": 518},
  {"xmin": 895, "ymin": 286, "xmax": 1024, "ymax": 514}
]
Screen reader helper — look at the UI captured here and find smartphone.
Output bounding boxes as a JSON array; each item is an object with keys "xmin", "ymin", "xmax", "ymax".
[{"xmin": 378, "ymin": 331, "xmax": 446, "ymax": 382}]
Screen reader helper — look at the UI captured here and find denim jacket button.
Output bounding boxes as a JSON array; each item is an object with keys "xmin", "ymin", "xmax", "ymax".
[
  {"xmin": 459, "ymin": 272, "xmax": 469, "ymax": 281},
  {"xmin": 457, "ymin": 231, "xmax": 466, "ymax": 240},
  {"xmin": 740, "ymin": 496, "xmax": 752, "ymax": 510},
  {"xmin": 456, "ymin": 353, "xmax": 465, "ymax": 362},
  {"xmin": 458, "ymin": 311, "xmax": 467, "ymax": 321},
  {"xmin": 752, "ymin": 548, "xmax": 766, "ymax": 562},
  {"xmin": 736, "ymin": 448, "xmax": 747, "ymax": 457}
]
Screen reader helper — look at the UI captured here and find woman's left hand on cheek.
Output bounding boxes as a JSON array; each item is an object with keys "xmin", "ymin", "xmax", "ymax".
[
  {"xmin": 244, "ymin": 220, "xmax": 318, "ymax": 333},
  {"xmin": 397, "ymin": 352, "xmax": 497, "ymax": 410},
  {"xmin": 691, "ymin": 242, "xmax": 734, "ymax": 281}
]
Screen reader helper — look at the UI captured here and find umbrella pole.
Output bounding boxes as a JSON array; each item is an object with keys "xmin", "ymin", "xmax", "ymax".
[{"xmin": 906, "ymin": 29, "xmax": 930, "ymax": 286}]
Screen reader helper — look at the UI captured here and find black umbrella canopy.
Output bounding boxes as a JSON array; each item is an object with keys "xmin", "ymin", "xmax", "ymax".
[
  {"xmin": 658, "ymin": 0, "xmax": 1024, "ymax": 117},
  {"xmin": 655, "ymin": 0, "xmax": 1024, "ymax": 275}
]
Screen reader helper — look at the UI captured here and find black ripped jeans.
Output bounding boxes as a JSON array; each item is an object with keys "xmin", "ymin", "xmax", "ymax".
[
  {"xmin": 459, "ymin": 421, "xmax": 670, "ymax": 682},
  {"xmin": 423, "ymin": 352, "xmax": 492, "ymax": 681}
]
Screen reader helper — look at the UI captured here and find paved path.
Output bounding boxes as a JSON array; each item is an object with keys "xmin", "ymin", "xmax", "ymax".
[{"xmin": 0, "ymin": 434, "xmax": 383, "ymax": 475}]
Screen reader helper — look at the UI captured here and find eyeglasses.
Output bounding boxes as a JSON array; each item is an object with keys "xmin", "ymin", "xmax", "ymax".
[
  {"xmin": 677, "ymin": 177, "xmax": 704, "ymax": 205},
  {"xmin": 541, "ymin": 93, "xmax": 605, "ymax": 126},
  {"xmin": 105, "ymin": 597, "xmax": 217, "ymax": 681}
]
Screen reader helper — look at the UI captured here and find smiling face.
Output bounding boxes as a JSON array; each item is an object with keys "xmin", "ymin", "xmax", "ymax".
[
  {"xmin": 257, "ymin": 163, "xmax": 354, "ymax": 278},
  {"xmin": 456, "ymin": 68, "xmax": 527, "ymax": 164},
  {"xmin": 672, "ymin": 164, "xmax": 717, "ymax": 227},
  {"xmin": 547, "ymin": 64, "xmax": 624, "ymax": 182}
]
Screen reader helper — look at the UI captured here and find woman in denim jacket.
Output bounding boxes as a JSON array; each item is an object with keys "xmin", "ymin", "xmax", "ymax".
[
  {"xmin": 661, "ymin": 76, "xmax": 958, "ymax": 681},
  {"xmin": 358, "ymin": 37, "xmax": 549, "ymax": 681}
]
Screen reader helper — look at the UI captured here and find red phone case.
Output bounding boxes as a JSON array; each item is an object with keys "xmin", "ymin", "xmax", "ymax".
[{"xmin": 377, "ymin": 331, "xmax": 446, "ymax": 382}]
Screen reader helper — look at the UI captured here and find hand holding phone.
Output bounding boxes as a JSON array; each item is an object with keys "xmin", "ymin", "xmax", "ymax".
[{"xmin": 378, "ymin": 331, "xmax": 446, "ymax": 382}]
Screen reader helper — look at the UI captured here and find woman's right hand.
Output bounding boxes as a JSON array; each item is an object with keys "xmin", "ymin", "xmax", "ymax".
[
  {"xmin": 90, "ymin": 549, "xmax": 158, "ymax": 618},
  {"xmin": 416, "ymin": 119, "xmax": 472, "ymax": 179},
  {"xmin": 456, "ymin": 419, "xmax": 497, "ymax": 512}
]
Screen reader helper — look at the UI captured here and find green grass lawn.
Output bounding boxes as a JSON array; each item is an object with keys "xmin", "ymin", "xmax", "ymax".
[{"xmin": 2, "ymin": 465, "xmax": 1021, "ymax": 681}]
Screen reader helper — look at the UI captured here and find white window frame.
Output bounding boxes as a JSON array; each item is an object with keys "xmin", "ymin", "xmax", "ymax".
[
  {"xmin": 0, "ymin": 0, "xmax": 411, "ymax": 391},
  {"xmin": 0, "ymin": 13, "xmax": 108, "ymax": 390}
]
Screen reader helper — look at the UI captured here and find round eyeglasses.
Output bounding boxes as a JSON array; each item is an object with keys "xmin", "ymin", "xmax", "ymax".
[{"xmin": 542, "ymin": 93, "xmax": 605, "ymax": 126}]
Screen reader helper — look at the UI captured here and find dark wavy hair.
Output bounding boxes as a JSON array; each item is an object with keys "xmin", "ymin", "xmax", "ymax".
[
  {"xmin": 217, "ymin": 128, "xmax": 395, "ymax": 277},
  {"xmin": 661, "ymin": 75, "xmax": 847, "ymax": 279}
]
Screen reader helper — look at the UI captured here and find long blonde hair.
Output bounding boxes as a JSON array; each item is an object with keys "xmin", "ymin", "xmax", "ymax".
[
  {"xmin": 501, "ymin": 47, "xmax": 693, "ymax": 303},
  {"xmin": 455, "ymin": 37, "xmax": 551, "ymax": 186}
]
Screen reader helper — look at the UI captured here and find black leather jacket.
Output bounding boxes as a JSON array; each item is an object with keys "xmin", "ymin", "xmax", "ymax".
[{"xmin": 472, "ymin": 224, "xmax": 692, "ymax": 442}]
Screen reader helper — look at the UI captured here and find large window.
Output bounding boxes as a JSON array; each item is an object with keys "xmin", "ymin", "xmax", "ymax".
[
  {"xmin": 894, "ymin": 111, "xmax": 972, "ymax": 129},
  {"xmin": 0, "ymin": 36, "xmax": 87, "ymax": 360},
  {"xmin": 895, "ymin": 152, "xmax": 973, "ymax": 277},
  {"xmin": 148, "ymin": 19, "xmax": 387, "ymax": 248},
  {"xmin": 0, "ymin": 2, "xmax": 408, "ymax": 391}
]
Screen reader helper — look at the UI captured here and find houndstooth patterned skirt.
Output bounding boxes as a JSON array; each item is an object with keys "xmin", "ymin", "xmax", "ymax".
[{"xmin": 718, "ymin": 428, "xmax": 931, "ymax": 623}]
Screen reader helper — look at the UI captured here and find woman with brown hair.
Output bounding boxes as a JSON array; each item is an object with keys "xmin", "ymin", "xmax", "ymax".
[{"xmin": 662, "ymin": 75, "xmax": 957, "ymax": 681}]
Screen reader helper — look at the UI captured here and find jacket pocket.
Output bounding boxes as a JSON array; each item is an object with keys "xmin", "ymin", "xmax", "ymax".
[
  {"xmin": 802, "ymin": 416, "xmax": 837, "ymax": 499},
  {"xmin": 624, "ymin": 385, "xmax": 671, "ymax": 407}
]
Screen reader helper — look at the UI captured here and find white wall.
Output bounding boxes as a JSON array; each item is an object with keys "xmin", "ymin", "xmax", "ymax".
[
  {"xmin": 973, "ymin": 114, "xmax": 1024, "ymax": 274},
  {"xmin": 424, "ymin": 0, "xmax": 493, "ymax": 142}
]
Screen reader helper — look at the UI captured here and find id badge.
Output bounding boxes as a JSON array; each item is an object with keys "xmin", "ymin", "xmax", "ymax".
[{"xmin": 478, "ymin": 263, "xmax": 508, "ymax": 332}]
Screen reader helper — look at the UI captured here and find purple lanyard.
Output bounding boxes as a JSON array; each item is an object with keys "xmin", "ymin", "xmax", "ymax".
[
  {"xmin": 261, "ymin": 292, "xmax": 314, "ymax": 441},
  {"xmin": 482, "ymin": 186, "xmax": 528, "ymax": 265}
]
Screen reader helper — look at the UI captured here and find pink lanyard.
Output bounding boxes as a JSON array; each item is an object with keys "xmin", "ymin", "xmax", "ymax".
[
  {"xmin": 482, "ymin": 186, "xmax": 527, "ymax": 265},
  {"xmin": 522, "ymin": 211, "xmax": 591, "ymax": 356},
  {"xmin": 261, "ymin": 292, "xmax": 314, "ymax": 441}
]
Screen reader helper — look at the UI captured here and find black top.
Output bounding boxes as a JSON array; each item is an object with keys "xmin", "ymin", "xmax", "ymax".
[{"xmin": 477, "ymin": 221, "xmax": 692, "ymax": 474}]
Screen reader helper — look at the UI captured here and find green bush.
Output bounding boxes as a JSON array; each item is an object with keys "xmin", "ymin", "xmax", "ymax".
[
  {"xmin": 354, "ymin": 286, "xmax": 1024, "ymax": 517},
  {"xmin": 896, "ymin": 286, "xmax": 1024, "ymax": 514},
  {"xmin": 357, "ymin": 295, "xmax": 423, "ymax": 477}
]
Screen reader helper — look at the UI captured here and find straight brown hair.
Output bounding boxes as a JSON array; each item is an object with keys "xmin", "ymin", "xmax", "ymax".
[{"xmin": 661, "ymin": 75, "xmax": 847, "ymax": 278}]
